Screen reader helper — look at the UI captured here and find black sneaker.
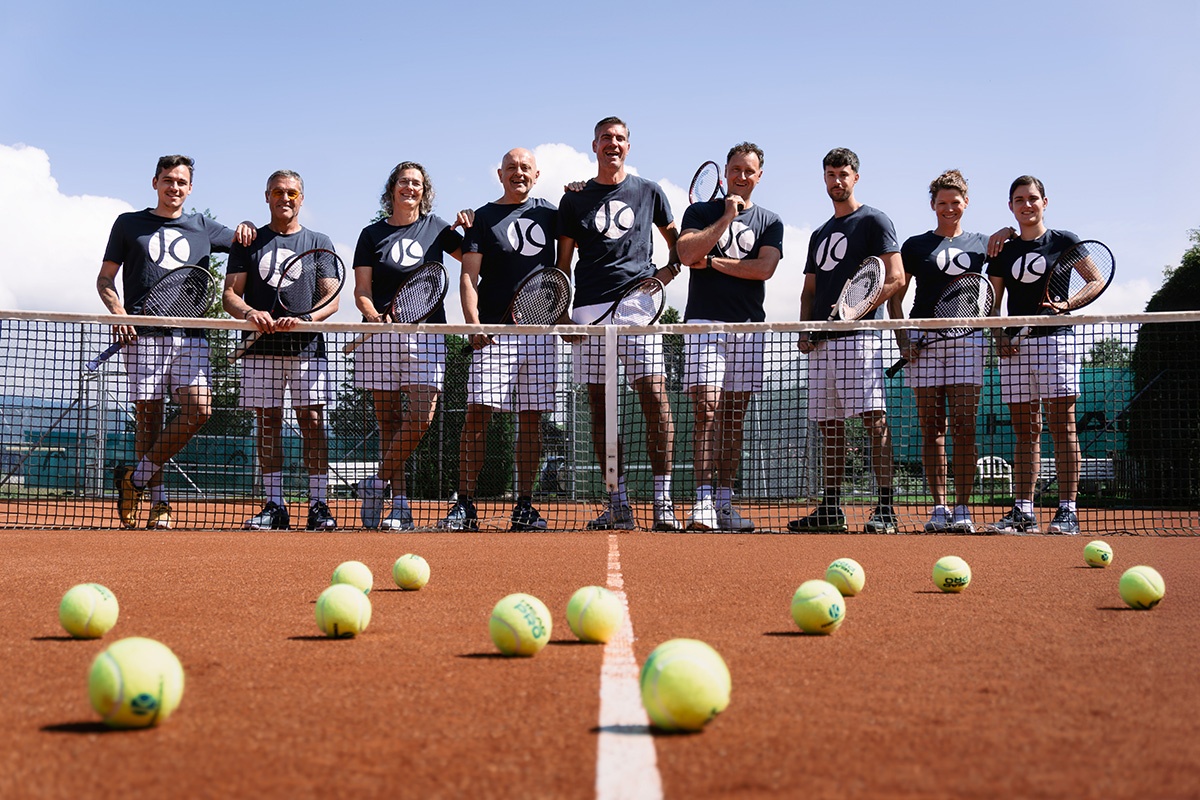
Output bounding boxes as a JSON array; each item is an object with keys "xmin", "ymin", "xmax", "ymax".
[
  {"xmin": 1047, "ymin": 508, "xmax": 1080, "ymax": 535},
  {"xmin": 787, "ymin": 505, "xmax": 848, "ymax": 533},
  {"xmin": 438, "ymin": 498, "xmax": 478, "ymax": 531},
  {"xmin": 245, "ymin": 501, "xmax": 290, "ymax": 531},
  {"xmin": 510, "ymin": 501, "xmax": 548, "ymax": 531},
  {"xmin": 306, "ymin": 500, "xmax": 338, "ymax": 531},
  {"xmin": 987, "ymin": 506, "xmax": 1039, "ymax": 533},
  {"xmin": 864, "ymin": 505, "xmax": 900, "ymax": 534}
]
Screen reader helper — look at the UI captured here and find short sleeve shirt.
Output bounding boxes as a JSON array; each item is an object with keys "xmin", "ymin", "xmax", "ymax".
[
  {"xmin": 804, "ymin": 204, "xmax": 899, "ymax": 323},
  {"xmin": 681, "ymin": 201, "xmax": 784, "ymax": 323},
  {"xmin": 900, "ymin": 231, "xmax": 988, "ymax": 319},
  {"xmin": 986, "ymin": 229, "xmax": 1081, "ymax": 337},
  {"xmin": 462, "ymin": 198, "xmax": 558, "ymax": 323},
  {"xmin": 353, "ymin": 215, "xmax": 464, "ymax": 323}
]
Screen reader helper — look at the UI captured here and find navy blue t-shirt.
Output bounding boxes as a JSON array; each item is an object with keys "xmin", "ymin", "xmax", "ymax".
[
  {"xmin": 557, "ymin": 175, "xmax": 672, "ymax": 307},
  {"xmin": 986, "ymin": 229, "xmax": 1080, "ymax": 337},
  {"xmin": 804, "ymin": 204, "xmax": 899, "ymax": 323},
  {"xmin": 901, "ymin": 231, "xmax": 988, "ymax": 319},
  {"xmin": 681, "ymin": 201, "xmax": 784, "ymax": 323},
  {"xmin": 227, "ymin": 226, "xmax": 337, "ymax": 357},
  {"xmin": 462, "ymin": 198, "xmax": 558, "ymax": 324},
  {"xmin": 353, "ymin": 215, "xmax": 463, "ymax": 323}
]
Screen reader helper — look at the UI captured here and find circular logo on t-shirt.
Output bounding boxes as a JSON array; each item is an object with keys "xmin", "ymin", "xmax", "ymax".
[
  {"xmin": 718, "ymin": 221, "xmax": 757, "ymax": 260},
  {"xmin": 146, "ymin": 229, "xmax": 191, "ymax": 269},
  {"xmin": 507, "ymin": 219, "xmax": 547, "ymax": 256},
  {"xmin": 813, "ymin": 233, "xmax": 847, "ymax": 272},
  {"xmin": 593, "ymin": 200, "xmax": 635, "ymax": 240},
  {"xmin": 1012, "ymin": 253, "xmax": 1048, "ymax": 284},
  {"xmin": 936, "ymin": 246, "xmax": 975, "ymax": 277},
  {"xmin": 259, "ymin": 248, "xmax": 298, "ymax": 289},
  {"xmin": 389, "ymin": 238, "xmax": 425, "ymax": 267}
]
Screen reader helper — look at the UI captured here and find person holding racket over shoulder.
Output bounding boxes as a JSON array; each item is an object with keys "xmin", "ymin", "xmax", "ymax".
[
  {"xmin": 222, "ymin": 170, "xmax": 340, "ymax": 532},
  {"xmin": 886, "ymin": 170, "xmax": 990, "ymax": 534},
  {"xmin": 351, "ymin": 162, "xmax": 464, "ymax": 531},
  {"xmin": 789, "ymin": 148, "xmax": 905, "ymax": 534},
  {"xmin": 99, "ymin": 154, "xmax": 255, "ymax": 530},
  {"xmin": 438, "ymin": 147, "xmax": 560, "ymax": 532},
  {"xmin": 556, "ymin": 116, "xmax": 682, "ymax": 531},
  {"xmin": 676, "ymin": 142, "xmax": 783, "ymax": 532},
  {"xmin": 985, "ymin": 176, "xmax": 1097, "ymax": 535}
]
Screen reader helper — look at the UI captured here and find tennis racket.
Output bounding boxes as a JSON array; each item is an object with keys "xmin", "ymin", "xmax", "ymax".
[
  {"xmin": 343, "ymin": 260, "xmax": 449, "ymax": 354},
  {"xmin": 829, "ymin": 256, "xmax": 886, "ymax": 321},
  {"xmin": 592, "ymin": 274, "xmax": 666, "ymax": 326},
  {"xmin": 886, "ymin": 273, "xmax": 994, "ymax": 378},
  {"xmin": 86, "ymin": 265, "xmax": 212, "ymax": 371},
  {"xmin": 229, "ymin": 247, "xmax": 346, "ymax": 362},
  {"xmin": 508, "ymin": 267, "xmax": 572, "ymax": 325},
  {"xmin": 1009, "ymin": 240, "xmax": 1115, "ymax": 346},
  {"xmin": 688, "ymin": 161, "xmax": 725, "ymax": 204}
]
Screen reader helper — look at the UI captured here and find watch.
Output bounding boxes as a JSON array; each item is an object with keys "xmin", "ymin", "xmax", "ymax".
[{"xmin": 706, "ymin": 254, "xmax": 713, "ymax": 270}]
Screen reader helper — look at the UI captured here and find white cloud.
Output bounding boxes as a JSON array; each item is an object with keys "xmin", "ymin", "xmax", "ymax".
[{"xmin": 0, "ymin": 144, "xmax": 133, "ymax": 312}]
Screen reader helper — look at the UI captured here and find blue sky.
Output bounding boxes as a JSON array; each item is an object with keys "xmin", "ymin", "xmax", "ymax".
[{"xmin": 2, "ymin": 0, "xmax": 1196, "ymax": 321}]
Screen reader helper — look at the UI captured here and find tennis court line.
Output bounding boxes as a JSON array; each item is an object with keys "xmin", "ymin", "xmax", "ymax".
[{"xmin": 595, "ymin": 533, "xmax": 663, "ymax": 800}]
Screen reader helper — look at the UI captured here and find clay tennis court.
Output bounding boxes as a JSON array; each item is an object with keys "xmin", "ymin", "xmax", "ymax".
[{"xmin": 4, "ymin": 525, "xmax": 1198, "ymax": 799}]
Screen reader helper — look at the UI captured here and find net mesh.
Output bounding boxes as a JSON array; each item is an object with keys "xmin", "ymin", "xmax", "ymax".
[
  {"xmin": 510, "ymin": 269, "xmax": 571, "ymax": 325},
  {"xmin": 0, "ymin": 310, "xmax": 1197, "ymax": 534},
  {"xmin": 390, "ymin": 263, "xmax": 448, "ymax": 323}
]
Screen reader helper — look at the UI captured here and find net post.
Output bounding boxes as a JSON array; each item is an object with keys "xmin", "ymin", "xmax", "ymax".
[{"xmin": 604, "ymin": 325, "xmax": 619, "ymax": 494}]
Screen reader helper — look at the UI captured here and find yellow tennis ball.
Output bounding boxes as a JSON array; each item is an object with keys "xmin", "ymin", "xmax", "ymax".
[
  {"xmin": 1084, "ymin": 540, "xmax": 1114, "ymax": 568},
  {"xmin": 566, "ymin": 586, "xmax": 624, "ymax": 643},
  {"xmin": 315, "ymin": 583, "xmax": 372, "ymax": 637},
  {"xmin": 639, "ymin": 638, "xmax": 731, "ymax": 732},
  {"xmin": 1119, "ymin": 565, "xmax": 1165, "ymax": 610},
  {"xmin": 392, "ymin": 554, "xmax": 430, "ymax": 590},
  {"xmin": 489, "ymin": 593, "xmax": 552, "ymax": 656},
  {"xmin": 933, "ymin": 556, "xmax": 971, "ymax": 593},
  {"xmin": 790, "ymin": 579, "xmax": 845, "ymax": 634},
  {"xmin": 59, "ymin": 583, "xmax": 119, "ymax": 639},
  {"xmin": 825, "ymin": 558, "xmax": 865, "ymax": 597},
  {"xmin": 88, "ymin": 637, "xmax": 185, "ymax": 729},
  {"xmin": 331, "ymin": 560, "xmax": 373, "ymax": 594}
]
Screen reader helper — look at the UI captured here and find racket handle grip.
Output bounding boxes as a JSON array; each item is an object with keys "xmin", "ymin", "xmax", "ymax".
[
  {"xmin": 885, "ymin": 357, "xmax": 908, "ymax": 379},
  {"xmin": 86, "ymin": 340, "xmax": 124, "ymax": 372},
  {"xmin": 228, "ymin": 331, "xmax": 261, "ymax": 364},
  {"xmin": 342, "ymin": 331, "xmax": 374, "ymax": 354}
]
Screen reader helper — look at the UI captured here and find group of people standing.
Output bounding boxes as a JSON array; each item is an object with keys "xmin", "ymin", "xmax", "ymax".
[{"xmin": 98, "ymin": 116, "xmax": 1087, "ymax": 536}]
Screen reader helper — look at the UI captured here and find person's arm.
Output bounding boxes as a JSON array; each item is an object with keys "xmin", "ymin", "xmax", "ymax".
[
  {"xmin": 96, "ymin": 260, "xmax": 136, "ymax": 345},
  {"xmin": 988, "ymin": 274, "xmax": 1014, "ymax": 357},
  {"xmin": 876, "ymin": 252, "xmax": 905, "ymax": 307},
  {"xmin": 221, "ymin": 272, "xmax": 276, "ymax": 333},
  {"xmin": 797, "ymin": 273, "xmax": 817, "ymax": 353},
  {"xmin": 886, "ymin": 272, "xmax": 914, "ymax": 355},
  {"xmin": 459, "ymin": 252, "xmax": 492, "ymax": 349},
  {"xmin": 987, "ymin": 226, "xmax": 1016, "ymax": 258},
  {"xmin": 655, "ymin": 222, "xmax": 681, "ymax": 283},
  {"xmin": 702, "ymin": 246, "xmax": 781, "ymax": 283},
  {"xmin": 353, "ymin": 266, "xmax": 385, "ymax": 322},
  {"xmin": 676, "ymin": 197, "xmax": 741, "ymax": 266}
]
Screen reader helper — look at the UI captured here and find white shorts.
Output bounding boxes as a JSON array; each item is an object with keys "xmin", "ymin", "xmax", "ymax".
[
  {"xmin": 571, "ymin": 303, "xmax": 664, "ymax": 385},
  {"xmin": 122, "ymin": 334, "xmax": 209, "ymax": 403},
  {"xmin": 352, "ymin": 332, "xmax": 445, "ymax": 392},
  {"xmin": 905, "ymin": 331, "xmax": 985, "ymax": 389},
  {"xmin": 683, "ymin": 327, "xmax": 764, "ymax": 393},
  {"xmin": 467, "ymin": 334, "xmax": 557, "ymax": 412},
  {"xmin": 1001, "ymin": 333, "xmax": 1080, "ymax": 404},
  {"xmin": 240, "ymin": 355, "xmax": 329, "ymax": 409},
  {"xmin": 807, "ymin": 332, "xmax": 886, "ymax": 421}
]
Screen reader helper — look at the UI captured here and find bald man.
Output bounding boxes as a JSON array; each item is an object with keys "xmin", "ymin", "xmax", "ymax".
[{"xmin": 439, "ymin": 148, "xmax": 561, "ymax": 532}]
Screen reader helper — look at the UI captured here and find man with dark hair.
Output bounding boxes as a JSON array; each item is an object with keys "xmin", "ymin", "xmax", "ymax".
[
  {"xmin": 556, "ymin": 116, "xmax": 681, "ymax": 531},
  {"xmin": 789, "ymin": 147, "xmax": 905, "ymax": 533},
  {"xmin": 222, "ymin": 170, "xmax": 340, "ymax": 531},
  {"xmin": 99, "ymin": 155, "xmax": 253, "ymax": 529},
  {"xmin": 676, "ymin": 142, "xmax": 783, "ymax": 531}
]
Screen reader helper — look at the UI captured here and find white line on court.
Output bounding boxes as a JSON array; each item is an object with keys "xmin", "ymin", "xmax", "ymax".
[{"xmin": 595, "ymin": 533, "xmax": 663, "ymax": 800}]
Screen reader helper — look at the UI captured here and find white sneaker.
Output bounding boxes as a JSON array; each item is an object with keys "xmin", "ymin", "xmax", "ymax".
[
  {"xmin": 586, "ymin": 504, "xmax": 634, "ymax": 530},
  {"xmin": 686, "ymin": 498, "xmax": 718, "ymax": 531},
  {"xmin": 359, "ymin": 477, "xmax": 385, "ymax": 529},
  {"xmin": 925, "ymin": 506, "xmax": 951, "ymax": 532},
  {"xmin": 717, "ymin": 504, "xmax": 754, "ymax": 532},
  {"xmin": 380, "ymin": 503, "xmax": 414, "ymax": 532},
  {"xmin": 949, "ymin": 505, "xmax": 975, "ymax": 533},
  {"xmin": 653, "ymin": 500, "xmax": 681, "ymax": 531}
]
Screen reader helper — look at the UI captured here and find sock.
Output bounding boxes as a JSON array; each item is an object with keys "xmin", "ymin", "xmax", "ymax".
[
  {"xmin": 654, "ymin": 474, "xmax": 672, "ymax": 504},
  {"xmin": 1060, "ymin": 500, "xmax": 1077, "ymax": 513},
  {"xmin": 264, "ymin": 472, "xmax": 284, "ymax": 506},
  {"xmin": 309, "ymin": 474, "xmax": 328, "ymax": 504},
  {"xmin": 150, "ymin": 485, "xmax": 168, "ymax": 505},
  {"xmin": 952, "ymin": 504, "xmax": 971, "ymax": 518},
  {"xmin": 393, "ymin": 493, "xmax": 409, "ymax": 509},
  {"xmin": 696, "ymin": 484, "xmax": 713, "ymax": 503},
  {"xmin": 1016, "ymin": 499, "xmax": 1034, "ymax": 514},
  {"xmin": 132, "ymin": 457, "xmax": 156, "ymax": 488},
  {"xmin": 611, "ymin": 476, "xmax": 628, "ymax": 508},
  {"xmin": 932, "ymin": 504, "xmax": 949, "ymax": 515},
  {"xmin": 879, "ymin": 487, "xmax": 894, "ymax": 507},
  {"xmin": 714, "ymin": 486, "xmax": 732, "ymax": 508}
]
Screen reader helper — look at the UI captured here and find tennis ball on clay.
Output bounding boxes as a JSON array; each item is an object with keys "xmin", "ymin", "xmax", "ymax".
[
  {"xmin": 1084, "ymin": 540, "xmax": 1114, "ymax": 568},
  {"xmin": 932, "ymin": 556, "xmax": 972, "ymax": 593},
  {"xmin": 825, "ymin": 558, "xmax": 865, "ymax": 597},
  {"xmin": 566, "ymin": 586, "xmax": 624, "ymax": 643},
  {"xmin": 331, "ymin": 560, "xmax": 373, "ymax": 594},
  {"xmin": 639, "ymin": 638, "xmax": 731, "ymax": 732},
  {"xmin": 1119, "ymin": 565, "xmax": 1165, "ymax": 610},
  {"xmin": 791, "ymin": 579, "xmax": 845, "ymax": 634},
  {"xmin": 489, "ymin": 593, "xmax": 552, "ymax": 656},
  {"xmin": 315, "ymin": 583, "xmax": 372, "ymax": 637},
  {"xmin": 59, "ymin": 583, "xmax": 119, "ymax": 639},
  {"xmin": 88, "ymin": 637, "xmax": 185, "ymax": 729},
  {"xmin": 392, "ymin": 554, "xmax": 430, "ymax": 590}
]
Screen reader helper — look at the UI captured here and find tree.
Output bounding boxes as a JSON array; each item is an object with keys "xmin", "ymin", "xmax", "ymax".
[
  {"xmin": 660, "ymin": 306, "xmax": 684, "ymax": 392},
  {"xmin": 1083, "ymin": 337, "xmax": 1131, "ymax": 368}
]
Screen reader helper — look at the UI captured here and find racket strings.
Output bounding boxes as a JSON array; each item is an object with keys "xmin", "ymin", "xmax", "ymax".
[
  {"xmin": 276, "ymin": 251, "xmax": 344, "ymax": 315},
  {"xmin": 390, "ymin": 267, "xmax": 447, "ymax": 323},
  {"xmin": 689, "ymin": 163, "xmax": 721, "ymax": 203},
  {"xmin": 933, "ymin": 277, "xmax": 994, "ymax": 337},
  {"xmin": 838, "ymin": 265, "xmax": 882, "ymax": 319},
  {"xmin": 1056, "ymin": 242, "xmax": 1115, "ymax": 301},
  {"xmin": 141, "ymin": 268, "xmax": 212, "ymax": 318},
  {"xmin": 512, "ymin": 271, "xmax": 570, "ymax": 325},
  {"xmin": 612, "ymin": 284, "xmax": 663, "ymax": 326}
]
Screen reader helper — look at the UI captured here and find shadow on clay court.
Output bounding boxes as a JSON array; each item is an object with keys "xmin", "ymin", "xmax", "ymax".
[
  {"xmin": 455, "ymin": 652, "xmax": 514, "ymax": 660},
  {"xmin": 286, "ymin": 635, "xmax": 358, "ymax": 642},
  {"xmin": 589, "ymin": 724, "xmax": 701, "ymax": 738},
  {"xmin": 31, "ymin": 636, "xmax": 83, "ymax": 642},
  {"xmin": 41, "ymin": 721, "xmax": 131, "ymax": 735}
]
